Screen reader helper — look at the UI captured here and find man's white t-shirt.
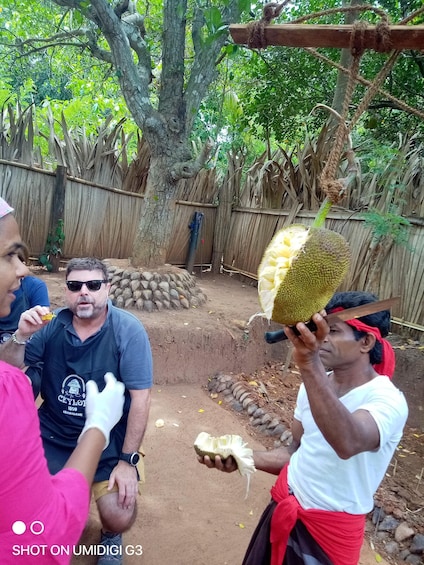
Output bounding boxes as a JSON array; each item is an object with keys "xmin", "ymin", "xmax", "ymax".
[{"xmin": 288, "ymin": 375, "xmax": 408, "ymax": 514}]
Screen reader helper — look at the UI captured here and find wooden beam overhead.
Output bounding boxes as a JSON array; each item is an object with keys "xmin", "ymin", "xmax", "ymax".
[{"xmin": 229, "ymin": 24, "xmax": 424, "ymax": 50}]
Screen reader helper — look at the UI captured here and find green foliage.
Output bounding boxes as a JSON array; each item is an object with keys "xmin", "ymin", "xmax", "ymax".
[
  {"xmin": 0, "ymin": 83, "xmax": 16, "ymax": 108},
  {"xmin": 0, "ymin": 82, "xmax": 139, "ymax": 163},
  {"xmin": 0, "ymin": 2, "xmax": 78, "ymax": 104},
  {"xmin": 235, "ymin": 47, "xmax": 339, "ymax": 143},
  {"xmin": 0, "ymin": 1, "xmax": 128, "ymax": 123},
  {"xmin": 40, "ymin": 219, "xmax": 65, "ymax": 272},
  {"xmin": 378, "ymin": 0, "xmax": 424, "ymax": 22},
  {"xmin": 1, "ymin": 0, "xmax": 422, "ymax": 222},
  {"xmin": 354, "ymin": 137, "xmax": 400, "ymax": 176},
  {"xmin": 355, "ymin": 134, "xmax": 421, "ymax": 249},
  {"xmin": 215, "ymin": 0, "xmax": 424, "ymax": 146},
  {"xmin": 362, "ymin": 209, "xmax": 411, "ymax": 247}
]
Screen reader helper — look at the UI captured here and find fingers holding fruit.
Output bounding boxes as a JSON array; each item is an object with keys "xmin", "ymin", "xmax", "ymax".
[
  {"xmin": 22, "ymin": 305, "xmax": 54, "ymax": 324},
  {"xmin": 198, "ymin": 454, "xmax": 238, "ymax": 473},
  {"xmin": 194, "ymin": 433, "xmax": 255, "ymax": 476},
  {"xmin": 17, "ymin": 306, "xmax": 55, "ymax": 338},
  {"xmin": 41, "ymin": 312, "xmax": 56, "ymax": 321}
]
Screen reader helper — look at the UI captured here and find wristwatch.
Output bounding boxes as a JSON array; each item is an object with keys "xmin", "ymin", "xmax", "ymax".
[
  {"xmin": 10, "ymin": 331, "xmax": 31, "ymax": 345},
  {"xmin": 119, "ymin": 452, "xmax": 140, "ymax": 466}
]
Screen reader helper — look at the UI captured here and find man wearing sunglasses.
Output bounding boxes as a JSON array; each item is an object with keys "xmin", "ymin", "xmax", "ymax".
[{"xmin": 16, "ymin": 257, "xmax": 153, "ymax": 565}]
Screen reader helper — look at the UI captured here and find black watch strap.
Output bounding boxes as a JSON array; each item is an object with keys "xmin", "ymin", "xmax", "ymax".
[{"xmin": 119, "ymin": 452, "xmax": 140, "ymax": 466}]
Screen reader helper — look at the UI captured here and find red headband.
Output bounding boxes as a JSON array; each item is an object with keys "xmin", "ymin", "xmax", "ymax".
[{"xmin": 330, "ymin": 307, "xmax": 395, "ymax": 378}]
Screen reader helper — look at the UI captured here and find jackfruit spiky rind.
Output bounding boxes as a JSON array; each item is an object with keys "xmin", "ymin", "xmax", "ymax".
[{"xmin": 260, "ymin": 226, "xmax": 350, "ymax": 326}]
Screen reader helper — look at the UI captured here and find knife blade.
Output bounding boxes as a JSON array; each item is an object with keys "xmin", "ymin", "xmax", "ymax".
[{"xmin": 264, "ymin": 296, "xmax": 400, "ymax": 344}]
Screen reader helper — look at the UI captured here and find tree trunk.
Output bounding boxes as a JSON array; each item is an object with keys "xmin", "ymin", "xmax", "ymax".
[
  {"xmin": 54, "ymin": 0, "xmax": 243, "ymax": 269},
  {"xmin": 131, "ymin": 155, "xmax": 179, "ymax": 268},
  {"xmin": 364, "ymin": 237, "xmax": 394, "ymax": 296},
  {"xmin": 50, "ymin": 254, "xmax": 62, "ymax": 273}
]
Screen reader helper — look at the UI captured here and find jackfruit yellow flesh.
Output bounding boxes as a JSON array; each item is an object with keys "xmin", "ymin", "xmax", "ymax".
[
  {"xmin": 41, "ymin": 312, "xmax": 56, "ymax": 321},
  {"xmin": 194, "ymin": 432, "xmax": 256, "ymax": 477},
  {"xmin": 258, "ymin": 226, "xmax": 309, "ymax": 321},
  {"xmin": 258, "ymin": 225, "xmax": 350, "ymax": 326}
]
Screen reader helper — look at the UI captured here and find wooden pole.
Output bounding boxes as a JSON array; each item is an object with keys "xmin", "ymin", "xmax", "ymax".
[
  {"xmin": 212, "ymin": 162, "xmax": 235, "ymax": 273},
  {"xmin": 48, "ymin": 165, "xmax": 67, "ymax": 272},
  {"xmin": 229, "ymin": 24, "xmax": 424, "ymax": 50},
  {"xmin": 50, "ymin": 166, "xmax": 67, "ymax": 228}
]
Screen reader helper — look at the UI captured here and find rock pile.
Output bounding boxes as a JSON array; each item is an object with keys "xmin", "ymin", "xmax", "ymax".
[
  {"xmin": 207, "ymin": 372, "xmax": 293, "ymax": 446},
  {"xmin": 369, "ymin": 508, "xmax": 424, "ymax": 564},
  {"xmin": 107, "ymin": 264, "xmax": 207, "ymax": 312}
]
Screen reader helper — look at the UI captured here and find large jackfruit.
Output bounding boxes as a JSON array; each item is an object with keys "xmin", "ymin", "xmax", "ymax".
[{"xmin": 258, "ymin": 225, "xmax": 350, "ymax": 326}]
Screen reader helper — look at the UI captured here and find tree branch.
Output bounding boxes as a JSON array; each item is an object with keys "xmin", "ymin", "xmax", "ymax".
[
  {"xmin": 159, "ymin": 0, "xmax": 186, "ymax": 126},
  {"xmin": 191, "ymin": 7, "xmax": 204, "ymax": 54},
  {"xmin": 114, "ymin": 0, "xmax": 130, "ymax": 19},
  {"xmin": 85, "ymin": 29, "xmax": 113, "ymax": 64},
  {"xmin": 184, "ymin": 0, "xmax": 242, "ymax": 134},
  {"xmin": 53, "ymin": 0, "xmax": 87, "ymax": 8},
  {"xmin": 368, "ymin": 100, "xmax": 419, "ymax": 112},
  {"xmin": 0, "ymin": 26, "xmax": 114, "ymax": 65},
  {"xmin": 86, "ymin": 0, "xmax": 157, "ymax": 129},
  {"xmin": 46, "ymin": 0, "xmax": 151, "ymax": 80},
  {"xmin": 170, "ymin": 139, "xmax": 213, "ymax": 181}
]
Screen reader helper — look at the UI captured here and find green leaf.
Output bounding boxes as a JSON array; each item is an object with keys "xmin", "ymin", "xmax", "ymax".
[
  {"xmin": 204, "ymin": 7, "xmax": 223, "ymax": 33},
  {"xmin": 238, "ymin": 0, "xmax": 251, "ymax": 14}
]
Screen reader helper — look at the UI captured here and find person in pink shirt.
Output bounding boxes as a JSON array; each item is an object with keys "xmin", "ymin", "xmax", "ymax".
[{"xmin": 0, "ymin": 197, "xmax": 125, "ymax": 564}]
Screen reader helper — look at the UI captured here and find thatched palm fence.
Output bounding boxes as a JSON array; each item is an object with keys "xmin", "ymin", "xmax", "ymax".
[
  {"xmin": 0, "ymin": 156, "xmax": 423, "ymax": 339},
  {"xmin": 0, "ymin": 106, "xmax": 422, "ymax": 338},
  {"xmin": 0, "ymin": 158, "xmax": 216, "ymax": 266}
]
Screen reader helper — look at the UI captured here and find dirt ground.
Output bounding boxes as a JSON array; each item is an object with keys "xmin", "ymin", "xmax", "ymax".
[{"xmin": 31, "ymin": 265, "xmax": 423, "ymax": 565}]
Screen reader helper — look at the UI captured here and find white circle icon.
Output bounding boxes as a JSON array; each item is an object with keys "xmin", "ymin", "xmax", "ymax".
[
  {"xmin": 30, "ymin": 521, "xmax": 45, "ymax": 535},
  {"xmin": 12, "ymin": 521, "xmax": 26, "ymax": 535}
]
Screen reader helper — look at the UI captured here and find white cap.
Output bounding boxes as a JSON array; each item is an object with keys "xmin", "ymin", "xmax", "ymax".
[{"xmin": 0, "ymin": 197, "xmax": 14, "ymax": 219}]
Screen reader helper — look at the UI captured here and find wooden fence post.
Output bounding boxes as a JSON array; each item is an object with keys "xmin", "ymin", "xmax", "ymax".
[
  {"xmin": 51, "ymin": 166, "xmax": 66, "ymax": 221},
  {"xmin": 212, "ymin": 165, "xmax": 235, "ymax": 273},
  {"xmin": 47, "ymin": 165, "xmax": 67, "ymax": 272}
]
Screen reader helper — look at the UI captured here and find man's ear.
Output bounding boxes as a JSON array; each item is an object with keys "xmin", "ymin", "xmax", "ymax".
[{"xmin": 361, "ymin": 332, "xmax": 376, "ymax": 353}]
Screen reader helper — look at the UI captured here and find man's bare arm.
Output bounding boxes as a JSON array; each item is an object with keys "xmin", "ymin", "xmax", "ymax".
[
  {"xmin": 121, "ymin": 388, "xmax": 151, "ymax": 453},
  {"xmin": 199, "ymin": 418, "xmax": 303, "ymax": 476}
]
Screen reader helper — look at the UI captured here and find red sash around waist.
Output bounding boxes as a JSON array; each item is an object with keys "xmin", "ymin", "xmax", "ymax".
[{"xmin": 270, "ymin": 465, "xmax": 365, "ymax": 565}]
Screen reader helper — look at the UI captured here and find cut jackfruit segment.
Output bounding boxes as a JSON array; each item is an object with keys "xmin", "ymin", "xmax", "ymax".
[
  {"xmin": 41, "ymin": 312, "xmax": 56, "ymax": 321},
  {"xmin": 258, "ymin": 225, "xmax": 350, "ymax": 326},
  {"xmin": 194, "ymin": 432, "xmax": 256, "ymax": 485}
]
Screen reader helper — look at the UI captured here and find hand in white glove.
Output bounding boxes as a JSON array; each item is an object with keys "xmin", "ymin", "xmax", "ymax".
[{"xmin": 79, "ymin": 372, "xmax": 125, "ymax": 449}]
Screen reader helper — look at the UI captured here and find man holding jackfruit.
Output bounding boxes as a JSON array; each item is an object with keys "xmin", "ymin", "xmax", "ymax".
[{"xmin": 198, "ymin": 291, "xmax": 408, "ymax": 565}]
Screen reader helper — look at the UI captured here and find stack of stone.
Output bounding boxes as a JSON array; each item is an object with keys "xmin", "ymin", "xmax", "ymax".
[
  {"xmin": 207, "ymin": 372, "xmax": 293, "ymax": 447},
  {"xmin": 107, "ymin": 264, "xmax": 207, "ymax": 312}
]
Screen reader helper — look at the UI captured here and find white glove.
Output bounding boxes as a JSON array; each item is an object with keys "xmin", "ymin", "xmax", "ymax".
[{"xmin": 79, "ymin": 372, "xmax": 125, "ymax": 449}]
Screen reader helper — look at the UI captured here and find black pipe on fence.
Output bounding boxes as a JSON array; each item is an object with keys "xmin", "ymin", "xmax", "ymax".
[{"xmin": 186, "ymin": 211, "xmax": 204, "ymax": 274}]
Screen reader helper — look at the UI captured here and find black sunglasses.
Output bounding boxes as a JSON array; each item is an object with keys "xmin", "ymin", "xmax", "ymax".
[{"xmin": 66, "ymin": 280, "xmax": 108, "ymax": 292}]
